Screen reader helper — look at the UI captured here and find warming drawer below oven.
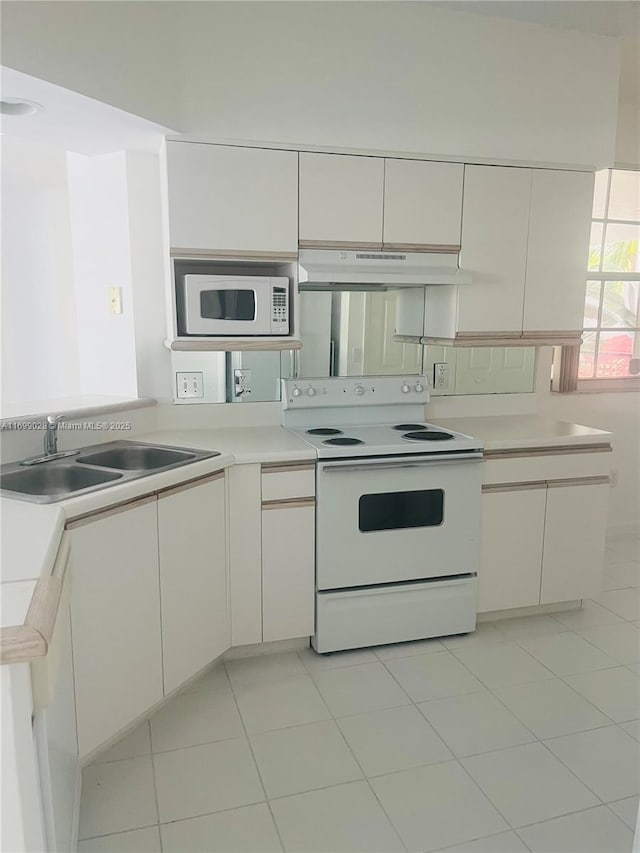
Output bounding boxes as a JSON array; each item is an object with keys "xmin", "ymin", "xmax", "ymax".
[{"xmin": 313, "ymin": 576, "xmax": 477, "ymax": 654}]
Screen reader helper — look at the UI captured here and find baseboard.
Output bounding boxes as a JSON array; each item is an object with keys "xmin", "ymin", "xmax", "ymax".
[
  {"xmin": 478, "ymin": 600, "xmax": 581, "ymax": 622},
  {"xmin": 224, "ymin": 637, "xmax": 310, "ymax": 660},
  {"xmin": 606, "ymin": 523, "xmax": 640, "ymax": 540}
]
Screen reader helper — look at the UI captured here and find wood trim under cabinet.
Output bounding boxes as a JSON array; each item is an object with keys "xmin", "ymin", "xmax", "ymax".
[
  {"xmin": 262, "ymin": 497, "xmax": 316, "ymax": 510},
  {"xmin": 547, "ymin": 475, "xmax": 611, "ymax": 488},
  {"xmin": 484, "ymin": 443, "xmax": 613, "ymax": 460},
  {"xmin": 418, "ymin": 332, "xmax": 583, "ymax": 348},
  {"xmin": 170, "ymin": 248, "xmax": 298, "ymax": 262},
  {"xmin": 381, "ymin": 242, "xmax": 461, "ymax": 254},
  {"xmin": 482, "ymin": 481, "xmax": 548, "ymax": 494},
  {"xmin": 65, "ymin": 494, "xmax": 157, "ymax": 529},
  {"xmin": 298, "ymin": 240, "xmax": 383, "ymax": 251},
  {"xmin": 157, "ymin": 470, "xmax": 225, "ymax": 499},
  {"xmin": 261, "ymin": 462, "xmax": 316, "ymax": 474},
  {"xmin": 164, "ymin": 338, "xmax": 303, "ymax": 352}
]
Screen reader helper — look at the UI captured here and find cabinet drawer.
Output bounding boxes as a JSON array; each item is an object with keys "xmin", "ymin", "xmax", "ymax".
[
  {"xmin": 482, "ymin": 448, "xmax": 611, "ymax": 486},
  {"xmin": 261, "ymin": 465, "xmax": 315, "ymax": 501}
]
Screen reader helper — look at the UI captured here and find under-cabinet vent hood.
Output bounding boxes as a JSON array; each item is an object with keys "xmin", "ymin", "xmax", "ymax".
[{"xmin": 298, "ymin": 249, "xmax": 471, "ymax": 289}]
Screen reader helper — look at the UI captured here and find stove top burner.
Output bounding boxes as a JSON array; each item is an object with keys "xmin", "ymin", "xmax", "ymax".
[
  {"xmin": 392, "ymin": 424, "xmax": 427, "ymax": 431},
  {"xmin": 307, "ymin": 428, "xmax": 343, "ymax": 436},
  {"xmin": 402, "ymin": 430, "xmax": 454, "ymax": 442},
  {"xmin": 323, "ymin": 437, "xmax": 365, "ymax": 446}
]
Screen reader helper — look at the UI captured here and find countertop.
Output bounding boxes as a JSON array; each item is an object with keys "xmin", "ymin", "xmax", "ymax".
[{"xmin": 0, "ymin": 417, "xmax": 612, "ymax": 661}]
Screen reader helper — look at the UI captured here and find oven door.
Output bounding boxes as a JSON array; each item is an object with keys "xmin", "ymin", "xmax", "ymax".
[
  {"xmin": 316, "ymin": 454, "xmax": 482, "ymax": 590},
  {"xmin": 183, "ymin": 276, "xmax": 271, "ymax": 335}
]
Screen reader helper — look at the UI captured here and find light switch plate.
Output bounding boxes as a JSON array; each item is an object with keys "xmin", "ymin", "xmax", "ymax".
[{"xmin": 176, "ymin": 372, "xmax": 204, "ymax": 399}]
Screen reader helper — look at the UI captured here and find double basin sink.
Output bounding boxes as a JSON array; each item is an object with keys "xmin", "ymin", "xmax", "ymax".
[{"xmin": 0, "ymin": 441, "xmax": 221, "ymax": 504}]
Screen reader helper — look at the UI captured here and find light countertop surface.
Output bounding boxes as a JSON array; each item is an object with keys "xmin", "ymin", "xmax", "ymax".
[{"xmin": 431, "ymin": 415, "xmax": 612, "ymax": 451}]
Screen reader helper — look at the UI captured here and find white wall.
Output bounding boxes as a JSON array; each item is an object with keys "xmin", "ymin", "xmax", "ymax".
[
  {"xmin": 67, "ymin": 152, "xmax": 139, "ymax": 398},
  {"xmin": 1, "ymin": 2, "xmax": 620, "ymax": 168},
  {"xmin": 1, "ymin": 138, "xmax": 80, "ymax": 410}
]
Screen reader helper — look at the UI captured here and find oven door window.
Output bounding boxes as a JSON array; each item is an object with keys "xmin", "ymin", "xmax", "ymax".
[
  {"xmin": 200, "ymin": 289, "xmax": 256, "ymax": 321},
  {"xmin": 358, "ymin": 489, "xmax": 444, "ymax": 532}
]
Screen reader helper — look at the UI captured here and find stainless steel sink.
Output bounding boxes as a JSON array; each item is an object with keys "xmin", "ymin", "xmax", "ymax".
[
  {"xmin": 0, "ymin": 464, "xmax": 123, "ymax": 498},
  {"xmin": 0, "ymin": 441, "xmax": 221, "ymax": 503},
  {"xmin": 76, "ymin": 445, "xmax": 196, "ymax": 471}
]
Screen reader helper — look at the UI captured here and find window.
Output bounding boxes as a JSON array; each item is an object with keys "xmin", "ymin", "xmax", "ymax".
[{"xmin": 565, "ymin": 169, "xmax": 640, "ymax": 390}]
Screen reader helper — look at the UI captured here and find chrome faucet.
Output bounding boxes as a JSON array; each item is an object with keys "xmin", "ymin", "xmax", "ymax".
[
  {"xmin": 44, "ymin": 414, "xmax": 63, "ymax": 456},
  {"xmin": 20, "ymin": 414, "xmax": 79, "ymax": 466}
]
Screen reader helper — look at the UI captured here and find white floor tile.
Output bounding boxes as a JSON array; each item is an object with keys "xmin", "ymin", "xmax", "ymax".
[
  {"xmin": 517, "ymin": 805, "xmax": 633, "ymax": 853},
  {"xmin": 628, "ymin": 662, "xmax": 640, "ymax": 673},
  {"xmin": 270, "ymin": 780, "xmax": 404, "ymax": 853},
  {"xmin": 430, "ymin": 831, "xmax": 528, "ymax": 853},
  {"xmin": 89, "ymin": 722, "xmax": 151, "ymax": 765},
  {"xmin": 160, "ymin": 803, "xmax": 282, "ymax": 853},
  {"xmin": 544, "ymin": 725, "xmax": 640, "ymax": 802},
  {"xmin": 78, "ymin": 827, "xmax": 161, "ymax": 853},
  {"xmin": 384, "ymin": 650, "xmax": 484, "ymax": 702},
  {"xmin": 461, "ymin": 742, "xmax": 598, "ymax": 827},
  {"xmin": 374, "ymin": 636, "xmax": 445, "ymax": 660},
  {"xmin": 578, "ymin": 623, "xmax": 640, "ymax": 665},
  {"xmin": 150, "ymin": 686, "xmax": 244, "ymax": 752},
  {"xmin": 565, "ymin": 667, "xmax": 640, "ymax": 722},
  {"xmin": 337, "ymin": 705, "xmax": 452, "ymax": 776},
  {"xmin": 494, "ymin": 678, "xmax": 610, "ymax": 739},
  {"xmin": 609, "ymin": 797, "xmax": 640, "ymax": 830},
  {"xmin": 603, "ymin": 562, "xmax": 640, "ymax": 591},
  {"xmin": 181, "ymin": 663, "xmax": 232, "ymax": 695},
  {"xmin": 451, "ymin": 642, "xmax": 554, "ymax": 689},
  {"xmin": 311, "ymin": 662, "xmax": 410, "ymax": 717},
  {"xmin": 225, "ymin": 652, "xmax": 307, "ymax": 687},
  {"xmin": 494, "ymin": 614, "xmax": 567, "ymax": 640},
  {"xmin": 250, "ymin": 720, "xmax": 362, "ymax": 798},
  {"xmin": 418, "ymin": 691, "xmax": 535, "ymax": 757},
  {"xmin": 298, "ymin": 646, "xmax": 377, "ymax": 673},
  {"xmin": 442, "ymin": 623, "xmax": 507, "ymax": 650},
  {"xmin": 232, "ymin": 674, "xmax": 331, "ymax": 734},
  {"xmin": 153, "ymin": 737, "xmax": 264, "ymax": 823},
  {"xmin": 79, "ymin": 758, "xmax": 158, "ymax": 840},
  {"xmin": 370, "ymin": 761, "xmax": 507, "ymax": 852},
  {"xmin": 517, "ymin": 632, "xmax": 616, "ymax": 676},
  {"xmin": 596, "ymin": 589, "xmax": 640, "ymax": 621},
  {"xmin": 621, "ymin": 719, "xmax": 640, "ymax": 741},
  {"xmin": 554, "ymin": 600, "xmax": 624, "ymax": 630}
]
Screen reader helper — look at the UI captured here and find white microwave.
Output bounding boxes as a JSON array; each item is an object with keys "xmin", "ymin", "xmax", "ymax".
[{"xmin": 182, "ymin": 274, "xmax": 289, "ymax": 336}]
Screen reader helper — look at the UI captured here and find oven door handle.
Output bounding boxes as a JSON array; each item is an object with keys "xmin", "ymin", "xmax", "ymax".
[{"xmin": 320, "ymin": 454, "xmax": 483, "ymax": 473}]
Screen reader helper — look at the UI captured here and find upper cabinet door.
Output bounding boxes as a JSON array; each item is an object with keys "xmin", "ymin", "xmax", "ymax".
[
  {"xmin": 457, "ymin": 166, "xmax": 532, "ymax": 334},
  {"xmin": 299, "ymin": 153, "xmax": 384, "ymax": 247},
  {"xmin": 166, "ymin": 142, "xmax": 298, "ymax": 255},
  {"xmin": 523, "ymin": 169, "xmax": 594, "ymax": 333},
  {"xmin": 383, "ymin": 159, "xmax": 463, "ymax": 250}
]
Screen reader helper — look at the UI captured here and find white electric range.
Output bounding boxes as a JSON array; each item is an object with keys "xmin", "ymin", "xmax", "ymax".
[{"xmin": 282, "ymin": 375, "xmax": 484, "ymax": 653}]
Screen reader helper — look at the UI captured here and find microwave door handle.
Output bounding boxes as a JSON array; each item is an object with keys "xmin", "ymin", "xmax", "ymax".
[{"xmin": 321, "ymin": 455, "xmax": 483, "ymax": 473}]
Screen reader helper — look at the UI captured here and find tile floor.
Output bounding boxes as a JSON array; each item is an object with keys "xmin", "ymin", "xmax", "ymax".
[{"xmin": 79, "ymin": 535, "xmax": 640, "ymax": 852}]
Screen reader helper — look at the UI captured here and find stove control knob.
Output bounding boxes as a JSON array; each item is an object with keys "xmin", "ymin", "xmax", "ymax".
[
  {"xmin": 414, "ymin": 382, "xmax": 424, "ymax": 393},
  {"xmin": 307, "ymin": 387, "xmax": 317, "ymax": 397},
  {"xmin": 292, "ymin": 387, "xmax": 302, "ymax": 397},
  {"xmin": 354, "ymin": 385, "xmax": 365, "ymax": 396},
  {"xmin": 401, "ymin": 383, "xmax": 411, "ymax": 393}
]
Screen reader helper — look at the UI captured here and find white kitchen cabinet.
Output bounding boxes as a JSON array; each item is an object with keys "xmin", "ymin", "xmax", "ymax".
[
  {"xmin": 458, "ymin": 166, "xmax": 531, "ymax": 334},
  {"xmin": 540, "ymin": 480, "xmax": 609, "ymax": 604},
  {"xmin": 478, "ymin": 485, "xmax": 546, "ymax": 612},
  {"xmin": 166, "ymin": 142, "xmax": 298, "ymax": 255},
  {"xmin": 523, "ymin": 169, "xmax": 594, "ymax": 333},
  {"xmin": 299, "ymin": 152, "xmax": 384, "ymax": 247},
  {"xmin": 228, "ymin": 464, "xmax": 263, "ymax": 646},
  {"xmin": 262, "ymin": 501, "xmax": 315, "ymax": 642},
  {"xmin": 383, "ymin": 159, "xmax": 463, "ymax": 249},
  {"xmin": 158, "ymin": 473, "xmax": 228, "ymax": 695},
  {"xmin": 68, "ymin": 497, "xmax": 163, "ymax": 759}
]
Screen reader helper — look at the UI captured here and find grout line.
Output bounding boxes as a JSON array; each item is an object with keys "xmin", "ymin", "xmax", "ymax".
[{"xmin": 148, "ymin": 723, "xmax": 164, "ymax": 852}]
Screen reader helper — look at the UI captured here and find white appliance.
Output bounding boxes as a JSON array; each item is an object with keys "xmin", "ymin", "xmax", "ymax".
[
  {"xmin": 298, "ymin": 248, "xmax": 471, "ymax": 288},
  {"xmin": 282, "ymin": 376, "xmax": 483, "ymax": 653},
  {"xmin": 183, "ymin": 274, "xmax": 289, "ymax": 336}
]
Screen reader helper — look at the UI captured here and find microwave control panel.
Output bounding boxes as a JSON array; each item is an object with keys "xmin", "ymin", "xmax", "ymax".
[{"xmin": 271, "ymin": 285, "xmax": 289, "ymax": 333}]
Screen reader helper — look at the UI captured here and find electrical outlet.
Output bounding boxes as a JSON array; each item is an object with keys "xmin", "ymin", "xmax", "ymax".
[
  {"xmin": 108, "ymin": 286, "xmax": 123, "ymax": 315},
  {"xmin": 176, "ymin": 372, "xmax": 204, "ymax": 399},
  {"xmin": 234, "ymin": 368, "xmax": 252, "ymax": 397},
  {"xmin": 434, "ymin": 362, "xmax": 449, "ymax": 390}
]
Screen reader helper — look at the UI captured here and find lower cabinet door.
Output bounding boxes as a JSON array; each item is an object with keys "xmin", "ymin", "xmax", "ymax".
[
  {"xmin": 540, "ymin": 481, "xmax": 609, "ymax": 604},
  {"xmin": 69, "ymin": 498, "xmax": 163, "ymax": 759},
  {"xmin": 158, "ymin": 475, "xmax": 228, "ymax": 695},
  {"xmin": 262, "ymin": 503, "xmax": 315, "ymax": 642},
  {"xmin": 478, "ymin": 485, "xmax": 546, "ymax": 612}
]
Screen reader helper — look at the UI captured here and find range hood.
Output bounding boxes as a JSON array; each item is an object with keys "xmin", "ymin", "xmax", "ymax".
[{"xmin": 298, "ymin": 249, "xmax": 471, "ymax": 289}]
